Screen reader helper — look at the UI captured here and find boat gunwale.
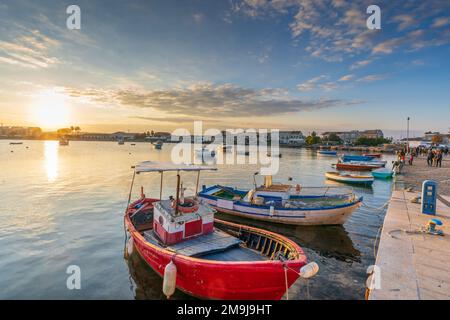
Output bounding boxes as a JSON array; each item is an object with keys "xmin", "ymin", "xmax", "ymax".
[
  {"xmin": 125, "ymin": 199, "xmax": 306, "ymax": 266},
  {"xmin": 325, "ymin": 172, "xmax": 374, "ymax": 180},
  {"xmin": 199, "ymin": 187, "xmax": 363, "ymax": 212}
]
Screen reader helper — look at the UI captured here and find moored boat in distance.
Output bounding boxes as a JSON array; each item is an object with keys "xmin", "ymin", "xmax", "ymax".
[
  {"xmin": 372, "ymin": 168, "xmax": 394, "ymax": 179},
  {"xmin": 9, "ymin": 142, "xmax": 23, "ymax": 145},
  {"xmin": 124, "ymin": 162, "xmax": 316, "ymax": 300},
  {"xmin": 153, "ymin": 140, "xmax": 163, "ymax": 149},
  {"xmin": 199, "ymin": 175, "xmax": 363, "ymax": 226},
  {"xmin": 59, "ymin": 138, "xmax": 69, "ymax": 146},
  {"xmin": 325, "ymin": 171, "xmax": 374, "ymax": 185},
  {"xmin": 318, "ymin": 150, "xmax": 337, "ymax": 156}
]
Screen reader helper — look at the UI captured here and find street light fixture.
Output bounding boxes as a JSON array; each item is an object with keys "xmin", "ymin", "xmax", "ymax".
[{"xmin": 407, "ymin": 117, "xmax": 410, "ymax": 151}]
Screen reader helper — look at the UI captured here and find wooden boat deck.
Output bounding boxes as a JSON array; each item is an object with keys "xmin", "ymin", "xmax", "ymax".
[
  {"xmin": 201, "ymin": 246, "xmax": 268, "ymax": 261},
  {"xmin": 143, "ymin": 229, "xmax": 243, "ymax": 258}
]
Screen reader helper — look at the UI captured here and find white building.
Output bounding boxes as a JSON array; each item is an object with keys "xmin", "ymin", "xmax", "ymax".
[
  {"xmin": 111, "ymin": 131, "xmax": 136, "ymax": 140},
  {"xmin": 279, "ymin": 131, "xmax": 305, "ymax": 145}
]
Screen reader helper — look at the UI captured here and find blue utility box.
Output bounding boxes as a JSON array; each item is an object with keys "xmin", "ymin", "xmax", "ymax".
[{"xmin": 421, "ymin": 180, "xmax": 438, "ymax": 215}]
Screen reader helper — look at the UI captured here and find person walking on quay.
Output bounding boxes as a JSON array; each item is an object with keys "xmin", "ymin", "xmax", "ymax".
[
  {"xmin": 408, "ymin": 152, "xmax": 414, "ymax": 165},
  {"xmin": 427, "ymin": 149, "xmax": 434, "ymax": 166},
  {"xmin": 436, "ymin": 150, "xmax": 443, "ymax": 167}
]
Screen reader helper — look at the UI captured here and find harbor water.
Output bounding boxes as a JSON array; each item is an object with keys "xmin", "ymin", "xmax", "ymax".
[{"xmin": 0, "ymin": 140, "xmax": 395, "ymax": 299}]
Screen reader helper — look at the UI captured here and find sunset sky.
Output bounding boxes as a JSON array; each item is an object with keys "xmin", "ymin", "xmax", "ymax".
[{"xmin": 1, "ymin": 0, "xmax": 449, "ymax": 137}]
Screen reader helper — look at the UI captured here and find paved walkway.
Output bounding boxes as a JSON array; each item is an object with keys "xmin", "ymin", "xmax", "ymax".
[
  {"xmin": 401, "ymin": 155, "xmax": 450, "ymax": 195},
  {"xmin": 369, "ymin": 190, "xmax": 450, "ymax": 299}
]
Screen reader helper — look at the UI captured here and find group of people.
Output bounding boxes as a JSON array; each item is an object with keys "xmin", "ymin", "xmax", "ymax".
[
  {"xmin": 396, "ymin": 149, "xmax": 415, "ymax": 166},
  {"xmin": 396, "ymin": 145, "xmax": 447, "ymax": 168},
  {"xmin": 427, "ymin": 148, "xmax": 444, "ymax": 167}
]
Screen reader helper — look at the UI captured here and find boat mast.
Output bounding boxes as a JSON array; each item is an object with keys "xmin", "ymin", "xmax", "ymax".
[
  {"xmin": 195, "ymin": 170, "xmax": 200, "ymax": 195},
  {"xmin": 127, "ymin": 170, "xmax": 136, "ymax": 207},
  {"xmin": 175, "ymin": 171, "xmax": 180, "ymax": 215},
  {"xmin": 159, "ymin": 171, "xmax": 164, "ymax": 200}
]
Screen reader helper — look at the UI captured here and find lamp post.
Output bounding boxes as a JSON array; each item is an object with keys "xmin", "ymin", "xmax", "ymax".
[{"xmin": 407, "ymin": 117, "xmax": 410, "ymax": 152}]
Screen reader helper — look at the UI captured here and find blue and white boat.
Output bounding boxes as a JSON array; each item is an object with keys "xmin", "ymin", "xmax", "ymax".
[
  {"xmin": 199, "ymin": 176, "xmax": 363, "ymax": 226},
  {"xmin": 341, "ymin": 155, "xmax": 375, "ymax": 162},
  {"xmin": 318, "ymin": 150, "xmax": 337, "ymax": 156},
  {"xmin": 153, "ymin": 141, "xmax": 163, "ymax": 149}
]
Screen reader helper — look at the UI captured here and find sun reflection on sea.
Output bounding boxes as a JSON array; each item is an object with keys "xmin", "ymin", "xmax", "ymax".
[{"xmin": 44, "ymin": 141, "xmax": 59, "ymax": 182}]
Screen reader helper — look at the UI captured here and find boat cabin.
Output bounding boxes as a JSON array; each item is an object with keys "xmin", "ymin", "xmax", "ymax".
[{"xmin": 153, "ymin": 197, "xmax": 214, "ymax": 246}]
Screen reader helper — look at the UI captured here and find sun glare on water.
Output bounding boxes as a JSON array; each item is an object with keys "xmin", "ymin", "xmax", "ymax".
[{"xmin": 31, "ymin": 89, "xmax": 70, "ymax": 129}]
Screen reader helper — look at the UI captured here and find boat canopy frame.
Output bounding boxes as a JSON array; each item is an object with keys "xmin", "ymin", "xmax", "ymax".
[{"xmin": 127, "ymin": 161, "xmax": 217, "ymax": 214}]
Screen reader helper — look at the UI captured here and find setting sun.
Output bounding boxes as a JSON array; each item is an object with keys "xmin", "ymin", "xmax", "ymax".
[{"xmin": 30, "ymin": 88, "xmax": 70, "ymax": 130}]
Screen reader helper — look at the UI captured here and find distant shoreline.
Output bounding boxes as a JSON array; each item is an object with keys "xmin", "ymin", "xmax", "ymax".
[{"xmin": 1, "ymin": 137, "xmax": 398, "ymax": 153}]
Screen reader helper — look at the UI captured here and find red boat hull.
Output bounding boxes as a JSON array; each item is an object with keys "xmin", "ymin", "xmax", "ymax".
[
  {"xmin": 336, "ymin": 163, "xmax": 381, "ymax": 171},
  {"xmin": 363, "ymin": 153, "xmax": 382, "ymax": 158},
  {"xmin": 125, "ymin": 200, "xmax": 307, "ymax": 300}
]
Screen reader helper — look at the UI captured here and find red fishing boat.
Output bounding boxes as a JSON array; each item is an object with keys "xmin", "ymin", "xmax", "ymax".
[
  {"xmin": 363, "ymin": 153, "xmax": 382, "ymax": 158},
  {"xmin": 124, "ymin": 162, "xmax": 317, "ymax": 300},
  {"xmin": 335, "ymin": 162, "xmax": 383, "ymax": 171}
]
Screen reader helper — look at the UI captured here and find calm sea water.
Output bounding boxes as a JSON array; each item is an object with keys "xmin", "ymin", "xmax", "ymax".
[{"xmin": 0, "ymin": 140, "xmax": 395, "ymax": 299}]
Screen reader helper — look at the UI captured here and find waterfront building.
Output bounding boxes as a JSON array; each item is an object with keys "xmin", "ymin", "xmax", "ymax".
[
  {"xmin": 321, "ymin": 130, "xmax": 384, "ymax": 144},
  {"xmin": 110, "ymin": 131, "xmax": 136, "ymax": 141},
  {"xmin": 0, "ymin": 125, "xmax": 42, "ymax": 138},
  {"xmin": 279, "ymin": 131, "xmax": 305, "ymax": 145}
]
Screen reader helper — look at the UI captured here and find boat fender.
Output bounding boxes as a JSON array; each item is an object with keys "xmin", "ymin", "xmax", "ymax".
[
  {"xmin": 295, "ymin": 184, "xmax": 301, "ymax": 194},
  {"xmin": 127, "ymin": 237, "xmax": 134, "ymax": 256},
  {"xmin": 163, "ymin": 260, "xmax": 177, "ymax": 299},
  {"xmin": 269, "ymin": 206, "xmax": 275, "ymax": 216},
  {"xmin": 300, "ymin": 262, "xmax": 319, "ymax": 279}
]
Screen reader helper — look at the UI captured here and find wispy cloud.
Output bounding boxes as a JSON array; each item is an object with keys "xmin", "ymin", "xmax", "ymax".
[
  {"xmin": 393, "ymin": 14, "xmax": 415, "ymax": 31},
  {"xmin": 193, "ymin": 13, "xmax": 204, "ymax": 24},
  {"xmin": 297, "ymin": 75, "xmax": 328, "ymax": 91},
  {"xmin": 357, "ymin": 74, "xmax": 388, "ymax": 82},
  {"xmin": 65, "ymin": 83, "xmax": 363, "ymax": 118},
  {"xmin": 432, "ymin": 17, "xmax": 450, "ymax": 28},
  {"xmin": 350, "ymin": 59, "xmax": 373, "ymax": 70},
  {"xmin": 339, "ymin": 74, "xmax": 354, "ymax": 82},
  {"xmin": 232, "ymin": 0, "xmax": 450, "ymax": 62},
  {"xmin": 0, "ymin": 30, "xmax": 59, "ymax": 68}
]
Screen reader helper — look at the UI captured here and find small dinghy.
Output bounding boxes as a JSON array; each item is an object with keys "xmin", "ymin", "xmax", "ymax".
[
  {"xmin": 59, "ymin": 138, "xmax": 69, "ymax": 146},
  {"xmin": 372, "ymin": 168, "xmax": 394, "ymax": 179},
  {"xmin": 318, "ymin": 150, "xmax": 337, "ymax": 156},
  {"xmin": 153, "ymin": 141, "xmax": 163, "ymax": 149},
  {"xmin": 325, "ymin": 172, "xmax": 374, "ymax": 185},
  {"xmin": 124, "ymin": 162, "xmax": 315, "ymax": 300},
  {"xmin": 195, "ymin": 146, "xmax": 216, "ymax": 159}
]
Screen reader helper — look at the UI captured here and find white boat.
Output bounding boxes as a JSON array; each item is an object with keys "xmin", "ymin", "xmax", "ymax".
[
  {"xmin": 195, "ymin": 146, "xmax": 216, "ymax": 158},
  {"xmin": 199, "ymin": 175, "xmax": 363, "ymax": 226},
  {"xmin": 325, "ymin": 172, "xmax": 374, "ymax": 185},
  {"xmin": 59, "ymin": 138, "xmax": 69, "ymax": 146}
]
